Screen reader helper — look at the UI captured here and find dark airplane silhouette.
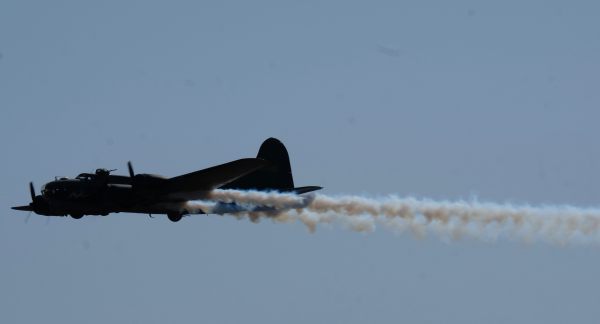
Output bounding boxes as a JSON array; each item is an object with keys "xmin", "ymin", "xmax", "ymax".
[{"xmin": 12, "ymin": 138, "xmax": 321, "ymax": 222}]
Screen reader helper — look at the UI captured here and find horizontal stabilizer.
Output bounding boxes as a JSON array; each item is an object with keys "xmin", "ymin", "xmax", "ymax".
[{"xmin": 290, "ymin": 186, "xmax": 323, "ymax": 194}]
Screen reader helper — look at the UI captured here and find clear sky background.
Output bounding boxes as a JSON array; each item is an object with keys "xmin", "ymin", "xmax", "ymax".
[{"xmin": 1, "ymin": 1, "xmax": 599, "ymax": 323}]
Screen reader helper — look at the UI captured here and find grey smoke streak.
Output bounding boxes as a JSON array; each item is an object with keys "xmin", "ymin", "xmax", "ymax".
[{"xmin": 191, "ymin": 190, "xmax": 600, "ymax": 244}]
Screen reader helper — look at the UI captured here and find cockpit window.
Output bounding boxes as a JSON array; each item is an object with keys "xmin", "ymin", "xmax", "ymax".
[
  {"xmin": 76, "ymin": 173, "xmax": 93, "ymax": 181},
  {"xmin": 42, "ymin": 186, "xmax": 68, "ymax": 198}
]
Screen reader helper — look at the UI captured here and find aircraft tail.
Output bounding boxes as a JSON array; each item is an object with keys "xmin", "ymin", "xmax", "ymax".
[{"xmin": 220, "ymin": 138, "xmax": 320, "ymax": 193}]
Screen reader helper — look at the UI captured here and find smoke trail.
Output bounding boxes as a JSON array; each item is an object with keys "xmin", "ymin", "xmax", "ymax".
[
  {"xmin": 206, "ymin": 189, "xmax": 303, "ymax": 209},
  {"xmin": 187, "ymin": 190, "xmax": 600, "ymax": 244},
  {"xmin": 305, "ymin": 195, "xmax": 600, "ymax": 244}
]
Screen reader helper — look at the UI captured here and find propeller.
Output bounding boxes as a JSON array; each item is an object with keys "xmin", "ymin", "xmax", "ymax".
[
  {"xmin": 12, "ymin": 182, "xmax": 39, "ymax": 213},
  {"xmin": 29, "ymin": 182, "xmax": 35, "ymax": 201},
  {"xmin": 127, "ymin": 161, "xmax": 135, "ymax": 178},
  {"xmin": 127, "ymin": 161, "xmax": 140, "ymax": 195},
  {"xmin": 14, "ymin": 182, "xmax": 51, "ymax": 220}
]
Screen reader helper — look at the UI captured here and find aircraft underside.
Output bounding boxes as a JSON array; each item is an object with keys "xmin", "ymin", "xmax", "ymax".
[{"xmin": 25, "ymin": 192, "xmax": 316, "ymax": 223}]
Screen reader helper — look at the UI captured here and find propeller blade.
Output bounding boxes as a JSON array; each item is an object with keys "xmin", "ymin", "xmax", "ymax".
[
  {"xmin": 29, "ymin": 182, "xmax": 35, "ymax": 201},
  {"xmin": 25, "ymin": 212, "xmax": 31, "ymax": 224},
  {"xmin": 127, "ymin": 161, "xmax": 135, "ymax": 178}
]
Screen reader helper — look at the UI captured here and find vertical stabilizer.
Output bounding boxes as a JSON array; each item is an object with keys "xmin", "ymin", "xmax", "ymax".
[{"xmin": 220, "ymin": 138, "xmax": 294, "ymax": 191}]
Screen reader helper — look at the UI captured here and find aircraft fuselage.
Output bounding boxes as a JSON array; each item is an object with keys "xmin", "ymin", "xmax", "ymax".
[{"xmin": 12, "ymin": 138, "xmax": 322, "ymax": 222}]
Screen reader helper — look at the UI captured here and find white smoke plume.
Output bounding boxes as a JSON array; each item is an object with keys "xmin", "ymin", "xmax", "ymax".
[{"xmin": 187, "ymin": 190, "xmax": 600, "ymax": 244}]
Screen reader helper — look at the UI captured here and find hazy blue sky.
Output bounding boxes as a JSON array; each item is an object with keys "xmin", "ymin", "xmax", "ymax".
[{"xmin": 1, "ymin": 1, "xmax": 600, "ymax": 323}]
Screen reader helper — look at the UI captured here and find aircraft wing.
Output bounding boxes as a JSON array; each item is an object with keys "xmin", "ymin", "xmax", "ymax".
[{"xmin": 166, "ymin": 158, "xmax": 269, "ymax": 200}]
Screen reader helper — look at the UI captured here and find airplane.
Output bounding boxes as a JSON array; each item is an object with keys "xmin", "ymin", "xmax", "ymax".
[{"xmin": 11, "ymin": 138, "xmax": 322, "ymax": 222}]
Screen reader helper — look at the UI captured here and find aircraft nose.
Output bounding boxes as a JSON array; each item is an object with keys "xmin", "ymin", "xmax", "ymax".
[{"xmin": 12, "ymin": 205, "xmax": 34, "ymax": 211}]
